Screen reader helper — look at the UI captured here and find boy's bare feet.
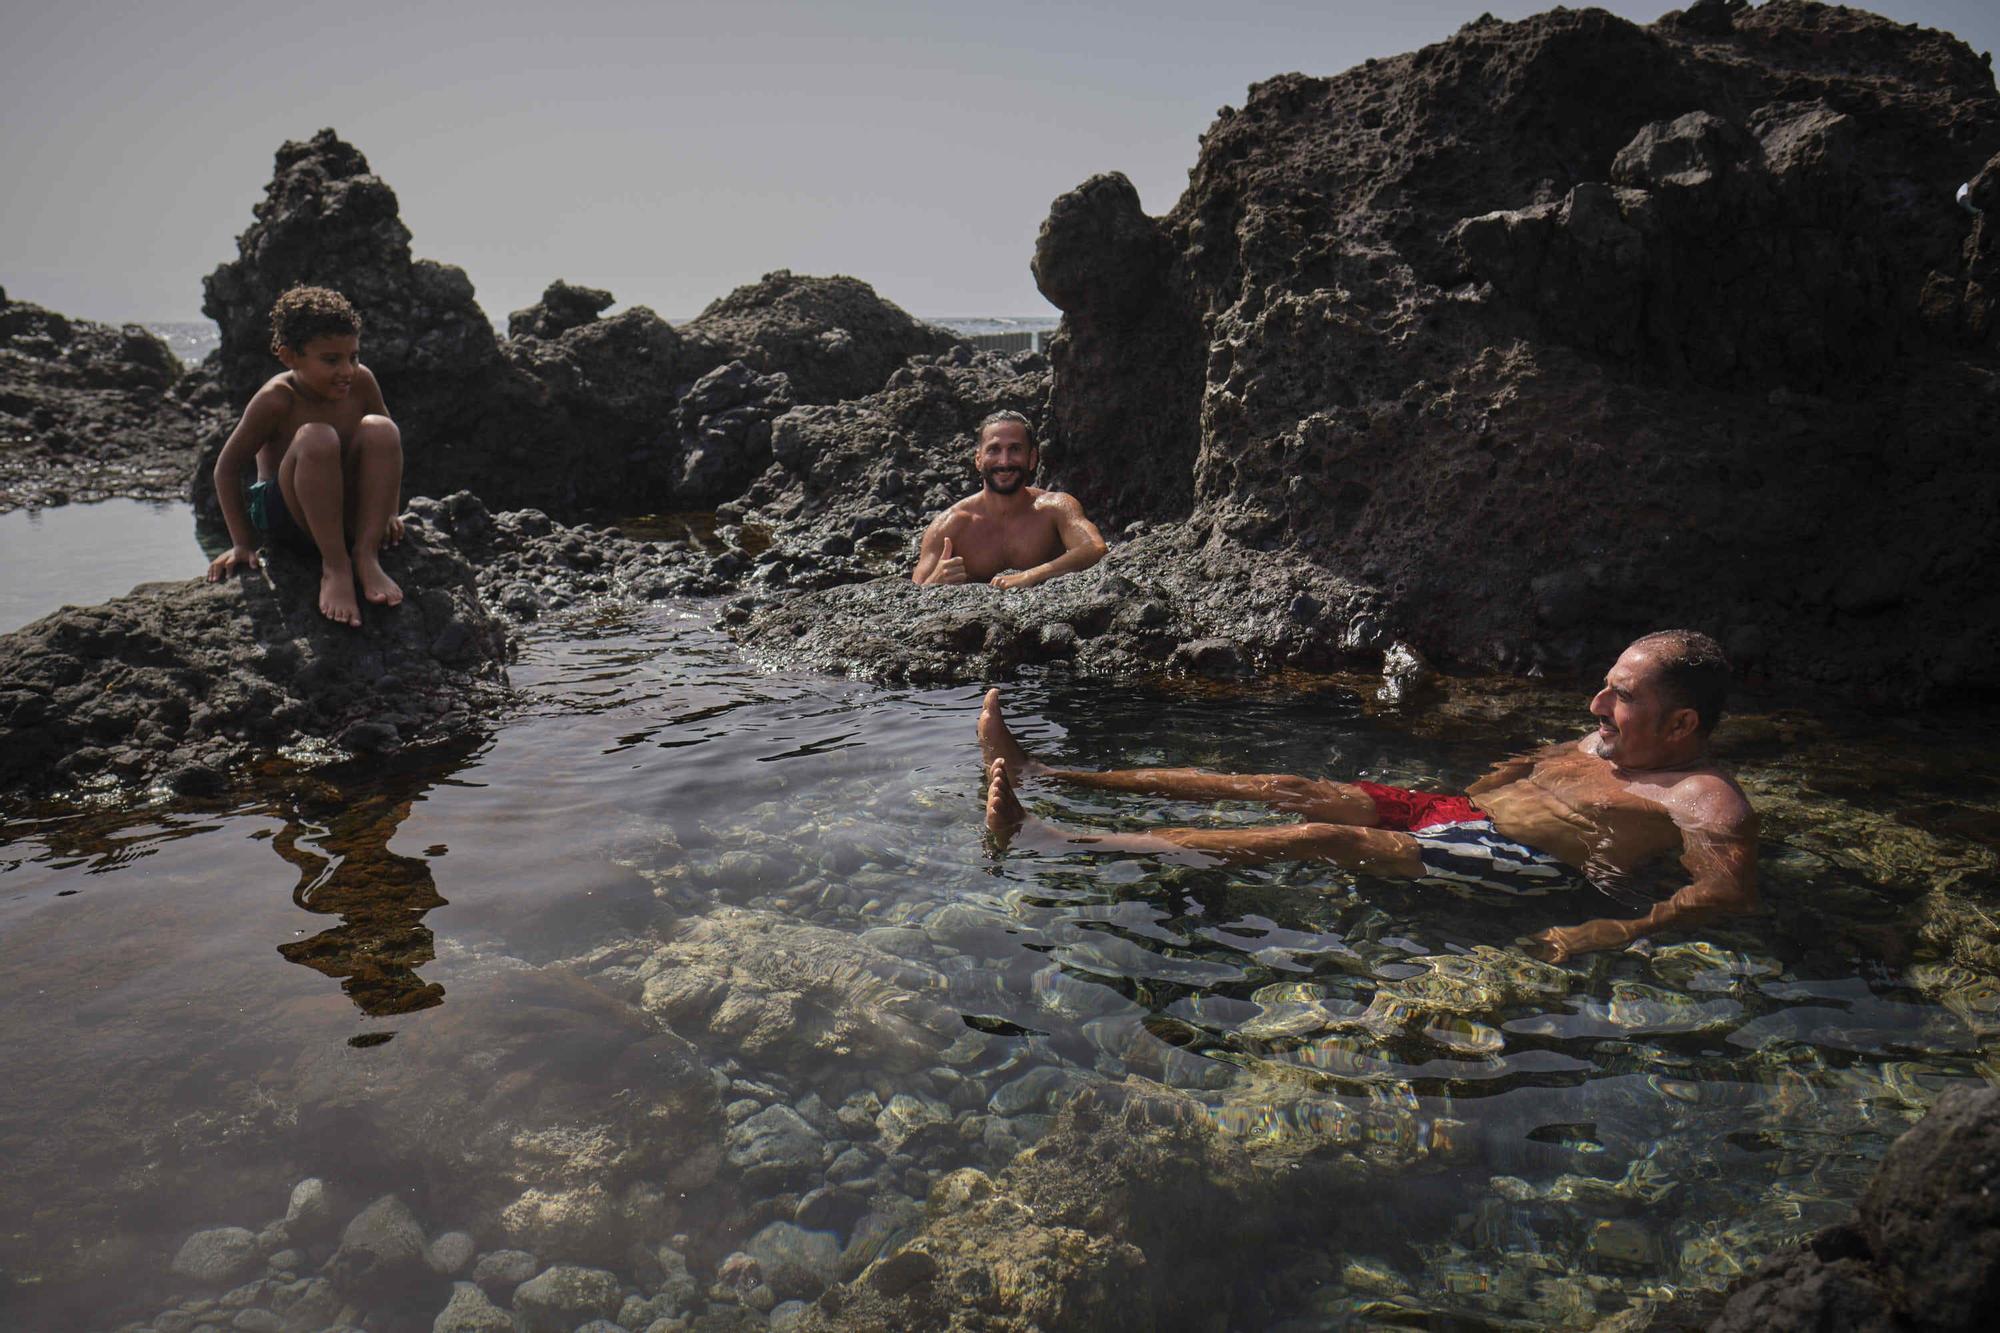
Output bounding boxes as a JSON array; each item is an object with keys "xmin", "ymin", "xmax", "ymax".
[
  {"xmin": 320, "ymin": 566, "xmax": 362, "ymax": 627},
  {"xmin": 978, "ymin": 688, "xmax": 1044, "ymax": 778},
  {"xmin": 985, "ymin": 758, "xmax": 1027, "ymax": 847},
  {"xmin": 356, "ymin": 554, "xmax": 403, "ymax": 607}
]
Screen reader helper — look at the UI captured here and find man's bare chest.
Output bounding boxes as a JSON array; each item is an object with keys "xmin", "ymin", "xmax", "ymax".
[{"xmin": 957, "ymin": 515, "xmax": 1063, "ymax": 575}]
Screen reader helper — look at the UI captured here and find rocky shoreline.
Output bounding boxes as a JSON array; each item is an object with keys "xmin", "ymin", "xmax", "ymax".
[{"xmin": 6, "ymin": 4, "xmax": 2000, "ymax": 1330}]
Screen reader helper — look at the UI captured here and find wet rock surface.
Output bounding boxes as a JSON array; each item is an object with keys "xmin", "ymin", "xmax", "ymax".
[
  {"xmin": 1714, "ymin": 1084, "xmax": 2000, "ymax": 1331},
  {"xmin": 1033, "ymin": 2, "xmax": 2000, "ymax": 700},
  {"xmin": 405, "ymin": 490, "xmax": 724, "ymax": 621},
  {"xmin": 730, "ymin": 526, "xmax": 1383, "ymax": 686},
  {"xmin": 0, "ymin": 523, "xmax": 510, "ymax": 795},
  {"xmin": 795, "ymin": 1082, "xmax": 1351, "ymax": 1332},
  {"xmin": 0, "ymin": 288, "xmax": 218, "ymax": 511}
]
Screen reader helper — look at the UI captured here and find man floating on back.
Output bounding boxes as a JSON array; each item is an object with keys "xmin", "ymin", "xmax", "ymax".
[
  {"xmin": 912, "ymin": 409, "xmax": 1108, "ymax": 590},
  {"xmin": 205, "ymin": 286, "xmax": 405, "ymax": 627},
  {"xmin": 979, "ymin": 630, "xmax": 1758, "ymax": 962}
]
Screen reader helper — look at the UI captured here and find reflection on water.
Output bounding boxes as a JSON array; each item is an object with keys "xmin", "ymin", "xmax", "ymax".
[
  {"xmin": 269, "ymin": 739, "xmax": 491, "ymax": 1019},
  {"xmin": 0, "ymin": 600, "xmax": 1996, "ymax": 1328}
]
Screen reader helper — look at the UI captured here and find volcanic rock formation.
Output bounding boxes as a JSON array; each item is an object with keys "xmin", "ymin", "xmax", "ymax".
[
  {"xmin": 193, "ymin": 130, "xmax": 955, "ymax": 522},
  {"xmin": 0, "ymin": 288, "xmax": 215, "ymax": 511},
  {"xmin": 1032, "ymin": 0, "xmax": 2000, "ymax": 700},
  {"xmin": 0, "ymin": 527, "xmax": 511, "ymax": 794}
]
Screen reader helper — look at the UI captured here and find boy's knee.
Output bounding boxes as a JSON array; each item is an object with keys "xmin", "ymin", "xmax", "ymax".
[
  {"xmin": 292, "ymin": 423, "xmax": 341, "ymax": 459},
  {"xmin": 356, "ymin": 415, "xmax": 400, "ymax": 447}
]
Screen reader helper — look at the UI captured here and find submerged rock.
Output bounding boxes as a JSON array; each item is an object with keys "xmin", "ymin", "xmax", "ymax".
[
  {"xmin": 0, "ymin": 523, "xmax": 510, "ymax": 796},
  {"xmin": 637, "ymin": 907, "xmax": 965, "ymax": 1071},
  {"xmin": 1714, "ymin": 1084, "xmax": 2000, "ymax": 1330},
  {"xmin": 326, "ymin": 1194, "xmax": 431, "ymax": 1299},
  {"xmin": 512, "ymin": 1264, "xmax": 623, "ymax": 1332},
  {"xmin": 286, "ymin": 967, "xmax": 722, "ymax": 1264},
  {"xmin": 795, "ymin": 1081, "xmax": 1358, "ymax": 1331},
  {"xmin": 170, "ymin": 1227, "xmax": 260, "ymax": 1285},
  {"xmin": 433, "ymin": 1279, "xmax": 516, "ymax": 1333}
]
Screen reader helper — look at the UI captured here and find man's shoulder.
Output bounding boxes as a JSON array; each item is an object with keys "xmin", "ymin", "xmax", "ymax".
[
  {"xmin": 1030, "ymin": 488, "xmax": 1085, "ymax": 514},
  {"xmin": 1673, "ymin": 767, "xmax": 1757, "ymax": 829}
]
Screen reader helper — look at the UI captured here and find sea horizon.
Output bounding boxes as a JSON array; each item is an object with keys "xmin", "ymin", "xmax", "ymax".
[{"xmin": 134, "ymin": 313, "xmax": 1060, "ymax": 366}]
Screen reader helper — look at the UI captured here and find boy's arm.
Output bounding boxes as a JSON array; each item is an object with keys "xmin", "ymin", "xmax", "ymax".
[
  {"xmin": 991, "ymin": 493, "xmax": 1108, "ymax": 590},
  {"xmin": 358, "ymin": 365, "xmax": 390, "ymax": 417},
  {"xmin": 205, "ymin": 388, "xmax": 284, "ymax": 581}
]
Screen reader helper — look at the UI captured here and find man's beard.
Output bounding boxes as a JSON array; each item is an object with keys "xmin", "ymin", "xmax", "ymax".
[{"xmin": 982, "ymin": 466, "xmax": 1028, "ymax": 495}]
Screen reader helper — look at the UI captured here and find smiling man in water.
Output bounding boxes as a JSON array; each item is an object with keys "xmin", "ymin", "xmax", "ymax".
[
  {"xmin": 912, "ymin": 410, "xmax": 1108, "ymax": 590},
  {"xmin": 979, "ymin": 629, "xmax": 1758, "ymax": 962}
]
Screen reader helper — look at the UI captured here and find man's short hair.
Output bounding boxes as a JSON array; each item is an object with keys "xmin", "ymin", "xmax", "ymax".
[
  {"xmin": 975, "ymin": 409, "xmax": 1036, "ymax": 450},
  {"xmin": 270, "ymin": 286, "xmax": 362, "ymax": 356},
  {"xmin": 1632, "ymin": 629, "xmax": 1731, "ymax": 735}
]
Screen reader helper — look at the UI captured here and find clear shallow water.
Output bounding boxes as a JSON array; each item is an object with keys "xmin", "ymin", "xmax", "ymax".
[
  {"xmin": 1, "ymin": 601, "xmax": 1996, "ymax": 1328},
  {"xmin": 0, "ymin": 499, "xmax": 207, "ymax": 634}
]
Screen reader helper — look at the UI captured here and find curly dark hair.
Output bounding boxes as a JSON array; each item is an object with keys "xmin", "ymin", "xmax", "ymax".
[{"xmin": 269, "ymin": 285, "xmax": 362, "ymax": 356}]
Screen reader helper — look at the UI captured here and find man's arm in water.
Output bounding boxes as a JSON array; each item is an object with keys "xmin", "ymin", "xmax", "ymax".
[
  {"xmin": 990, "ymin": 493, "xmax": 1108, "ymax": 591},
  {"xmin": 1530, "ymin": 788, "xmax": 1759, "ymax": 963},
  {"xmin": 913, "ymin": 512, "xmax": 967, "ymax": 585}
]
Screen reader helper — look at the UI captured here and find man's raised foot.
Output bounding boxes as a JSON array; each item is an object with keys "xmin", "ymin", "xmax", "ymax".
[
  {"xmin": 985, "ymin": 758, "xmax": 1028, "ymax": 848},
  {"xmin": 978, "ymin": 688, "xmax": 1044, "ymax": 779}
]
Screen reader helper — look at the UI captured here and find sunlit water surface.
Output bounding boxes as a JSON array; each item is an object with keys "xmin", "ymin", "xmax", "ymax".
[{"xmin": 2, "ymin": 598, "xmax": 1996, "ymax": 1329}]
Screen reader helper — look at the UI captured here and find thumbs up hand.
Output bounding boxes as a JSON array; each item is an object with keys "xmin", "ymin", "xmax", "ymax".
[{"xmin": 930, "ymin": 536, "xmax": 968, "ymax": 585}]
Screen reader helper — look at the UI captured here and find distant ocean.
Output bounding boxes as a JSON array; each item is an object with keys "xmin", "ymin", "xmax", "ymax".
[{"xmin": 138, "ymin": 315, "xmax": 1059, "ymax": 366}]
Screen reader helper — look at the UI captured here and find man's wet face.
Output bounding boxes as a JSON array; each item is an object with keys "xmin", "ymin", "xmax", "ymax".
[
  {"xmin": 975, "ymin": 421, "xmax": 1036, "ymax": 495},
  {"xmin": 1588, "ymin": 645, "xmax": 1695, "ymax": 768}
]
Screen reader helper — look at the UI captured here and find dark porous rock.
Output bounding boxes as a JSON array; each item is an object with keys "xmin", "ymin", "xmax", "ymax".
[
  {"xmin": 1033, "ymin": 172, "xmax": 1204, "ymax": 524},
  {"xmin": 732, "ymin": 527, "xmax": 1382, "ymax": 686},
  {"xmin": 679, "ymin": 269, "xmax": 962, "ymax": 406},
  {"xmin": 795, "ymin": 1082, "xmax": 1351, "ymax": 1332},
  {"xmin": 673, "ymin": 360, "xmax": 797, "ymax": 505},
  {"xmin": 1031, "ymin": 3, "xmax": 2000, "ymax": 700},
  {"xmin": 507, "ymin": 279, "xmax": 615, "ymax": 340},
  {"xmin": 1714, "ymin": 1085, "xmax": 2000, "ymax": 1331},
  {"xmin": 0, "ymin": 290, "xmax": 217, "ymax": 511},
  {"xmin": 404, "ymin": 490, "xmax": 725, "ymax": 621},
  {"xmin": 731, "ymin": 345, "xmax": 1050, "ymax": 591},
  {"xmin": 193, "ymin": 131, "xmax": 710, "ymax": 520},
  {"xmin": 0, "ymin": 524, "xmax": 510, "ymax": 797}
]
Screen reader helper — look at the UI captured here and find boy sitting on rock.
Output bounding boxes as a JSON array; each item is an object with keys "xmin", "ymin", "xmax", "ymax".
[{"xmin": 205, "ymin": 285, "xmax": 404, "ymax": 626}]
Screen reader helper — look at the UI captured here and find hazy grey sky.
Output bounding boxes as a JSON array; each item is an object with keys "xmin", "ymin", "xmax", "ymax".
[{"xmin": 5, "ymin": 1, "xmax": 1995, "ymax": 324}]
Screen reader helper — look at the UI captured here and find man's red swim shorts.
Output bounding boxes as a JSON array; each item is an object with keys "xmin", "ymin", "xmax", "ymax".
[{"xmin": 1353, "ymin": 781, "xmax": 1484, "ymax": 832}]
